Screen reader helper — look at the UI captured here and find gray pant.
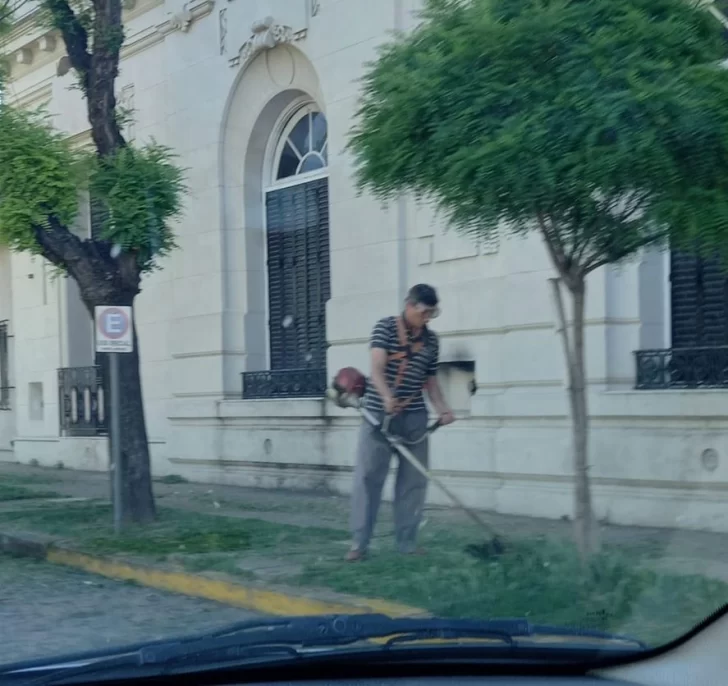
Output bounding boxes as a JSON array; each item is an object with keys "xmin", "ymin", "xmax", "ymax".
[{"xmin": 350, "ymin": 410, "xmax": 429, "ymax": 554}]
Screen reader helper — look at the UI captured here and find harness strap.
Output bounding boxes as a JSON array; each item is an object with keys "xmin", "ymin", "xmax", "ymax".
[{"xmin": 387, "ymin": 316, "xmax": 426, "ymax": 412}]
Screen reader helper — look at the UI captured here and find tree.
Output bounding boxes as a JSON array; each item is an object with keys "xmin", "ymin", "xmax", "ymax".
[
  {"xmin": 347, "ymin": 0, "xmax": 728, "ymax": 557},
  {"xmin": 0, "ymin": 0, "xmax": 186, "ymax": 523}
]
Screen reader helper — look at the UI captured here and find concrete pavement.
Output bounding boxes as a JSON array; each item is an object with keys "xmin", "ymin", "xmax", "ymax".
[{"xmin": 0, "ymin": 553, "xmax": 261, "ymax": 665}]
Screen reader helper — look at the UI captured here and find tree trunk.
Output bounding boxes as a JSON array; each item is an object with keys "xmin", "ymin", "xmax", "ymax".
[
  {"xmin": 114, "ymin": 323, "xmax": 155, "ymax": 523},
  {"xmin": 566, "ymin": 277, "xmax": 597, "ymax": 558},
  {"xmin": 549, "ymin": 276, "xmax": 598, "ymax": 559},
  {"xmin": 91, "ymin": 293, "xmax": 155, "ymax": 524}
]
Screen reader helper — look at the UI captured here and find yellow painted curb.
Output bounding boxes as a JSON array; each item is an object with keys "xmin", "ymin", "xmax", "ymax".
[{"xmin": 46, "ymin": 548, "xmax": 424, "ymax": 618}]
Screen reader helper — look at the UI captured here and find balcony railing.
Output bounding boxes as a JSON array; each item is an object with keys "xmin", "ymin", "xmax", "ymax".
[
  {"xmin": 635, "ymin": 347, "xmax": 728, "ymax": 390},
  {"xmin": 58, "ymin": 366, "xmax": 108, "ymax": 436},
  {"xmin": 0, "ymin": 320, "xmax": 12, "ymax": 410},
  {"xmin": 241, "ymin": 368, "xmax": 327, "ymax": 400},
  {"xmin": 0, "ymin": 387, "xmax": 13, "ymax": 411}
]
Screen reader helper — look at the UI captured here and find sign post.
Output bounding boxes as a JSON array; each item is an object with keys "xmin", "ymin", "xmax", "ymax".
[{"xmin": 95, "ymin": 306, "xmax": 134, "ymax": 534}]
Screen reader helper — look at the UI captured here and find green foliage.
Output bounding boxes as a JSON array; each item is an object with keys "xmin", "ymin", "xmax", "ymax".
[
  {"xmin": 0, "ymin": 103, "xmax": 185, "ymax": 272},
  {"xmin": 349, "ymin": 0, "xmax": 728, "ymax": 269},
  {"xmin": 87, "ymin": 143, "xmax": 186, "ymax": 271},
  {"xmin": 0, "ymin": 106, "xmax": 81, "ymax": 253},
  {"xmin": 43, "ymin": 0, "xmax": 93, "ymax": 39}
]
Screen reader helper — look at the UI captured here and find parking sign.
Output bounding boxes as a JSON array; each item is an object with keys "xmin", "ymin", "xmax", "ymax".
[{"xmin": 95, "ymin": 306, "xmax": 133, "ymax": 353}]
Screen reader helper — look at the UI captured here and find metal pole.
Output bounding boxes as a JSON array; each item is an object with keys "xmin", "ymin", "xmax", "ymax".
[{"xmin": 110, "ymin": 352, "xmax": 122, "ymax": 534}]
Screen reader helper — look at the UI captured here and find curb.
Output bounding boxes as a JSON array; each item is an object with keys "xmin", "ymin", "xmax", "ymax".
[{"xmin": 0, "ymin": 531, "xmax": 425, "ymax": 619}]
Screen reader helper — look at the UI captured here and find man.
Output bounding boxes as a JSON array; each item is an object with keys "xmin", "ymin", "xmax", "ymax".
[{"xmin": 346, "ymin": 284, "xmax": 455, "ymax": 562}]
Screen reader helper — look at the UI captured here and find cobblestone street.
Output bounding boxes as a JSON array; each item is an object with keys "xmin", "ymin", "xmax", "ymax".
[{"xmin": 0, "ymin": 554, "xmax": 260, "ymax": 665}]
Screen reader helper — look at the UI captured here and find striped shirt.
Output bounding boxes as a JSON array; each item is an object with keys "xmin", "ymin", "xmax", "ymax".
[{"xmin": 363, "ymin": 315, "xmax": 439, "ymax": 414}]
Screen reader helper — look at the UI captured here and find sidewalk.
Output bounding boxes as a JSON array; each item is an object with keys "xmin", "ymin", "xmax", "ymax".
[
  {"xmin": 3, "ymin": 460, "xmax": 728, "ymax": 569},
  {"xmin": 1, "ymin": 461, "xmax": 727, "ymax": 647}
]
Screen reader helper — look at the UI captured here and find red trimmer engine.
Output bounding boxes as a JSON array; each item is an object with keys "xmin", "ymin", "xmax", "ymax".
[{"xmin": 328, "ymin": 367, "xmax": 367, "ymax": 408}]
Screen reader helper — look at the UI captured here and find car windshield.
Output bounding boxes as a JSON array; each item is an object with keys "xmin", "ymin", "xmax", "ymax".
[{"xmin": 0, "ymin": 0, "xmax": 728, "ymax": 672}]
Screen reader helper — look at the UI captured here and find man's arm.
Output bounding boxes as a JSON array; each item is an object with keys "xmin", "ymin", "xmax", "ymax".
[
  {"xmin": 369, "ymin": 319, "xmax": 396, "ymax": 414},
  {"xmin": 371, "ymin": 347, "xmax": 395, "ymax": 414},
  {"xmin": 424, "ymin": 336, "xmax": 455, "ymax": 424}
]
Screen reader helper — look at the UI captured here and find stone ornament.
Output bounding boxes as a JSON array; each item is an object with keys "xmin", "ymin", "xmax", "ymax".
[
  {"xmin": 169, "ymin": 8, "xmax": 193, "ymax": 32},
  {"xmin": 229, "ymin": 16, "xmax": 294, "ymax": 68}
]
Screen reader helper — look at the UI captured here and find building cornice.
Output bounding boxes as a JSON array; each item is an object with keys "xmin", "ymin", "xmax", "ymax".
[{"xmin": 2, "ymin": 0, "xmax": 213, "ymax": 83}]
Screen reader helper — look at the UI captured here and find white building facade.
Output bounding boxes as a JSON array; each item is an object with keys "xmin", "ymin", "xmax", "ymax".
[{"xmin": 2, "ymin": 0, "xmax": 728, "ymax": 533}]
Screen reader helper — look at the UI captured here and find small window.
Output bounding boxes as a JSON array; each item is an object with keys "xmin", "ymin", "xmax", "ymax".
[
  {"xmin": 274, "ymin": 108, "xmax": 328, "ymax": 181},
  {"xmin": 29, "ymin": 382, "xmax": 43, "ymax": 421}
]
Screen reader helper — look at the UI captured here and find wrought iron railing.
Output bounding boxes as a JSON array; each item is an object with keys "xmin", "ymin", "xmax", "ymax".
[
  {"xmin": 241, "ymin": 368, "xmax": 327, "ymax": 400},
  {"xmin": 58, "ymin": 366, "xmax": 108, "ymax": 436},
  {"xmin": 0, "ymin": 320, "xmax": 12, "ymax": 410},
  {"xmin": 0, "ymin": 387, "xmax": 13, "ymax": 411},
  {"xmin": 635, "ymin": 347, "xmax": 728, "ymax": 389}
]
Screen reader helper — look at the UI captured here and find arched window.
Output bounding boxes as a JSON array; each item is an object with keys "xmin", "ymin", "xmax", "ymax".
[
  {"xmin": 243, "ymin": 102, "xmax": 330, "ymax": 399},
  {"xmin": 274, "ymin": 107, "xmax": 328, "ymax": 181}
]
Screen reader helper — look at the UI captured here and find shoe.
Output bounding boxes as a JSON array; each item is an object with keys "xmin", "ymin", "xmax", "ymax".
[{"xmin": 345, "ymin": 547, "xmax": 366, "ymax": 562}]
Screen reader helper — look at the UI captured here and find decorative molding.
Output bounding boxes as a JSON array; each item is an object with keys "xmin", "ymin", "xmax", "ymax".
[
  {"xmin": 124, "ymin": 0, "xmax": 164, "ymax": 23},
  {"xmin": 169, "ymin": 8, "xmax": 193, "ymax": 32},
  {"xmin": 120, "ymin": 83, "xmax": 136, "ymax": 142},
  {"xmin": 219, "ymin": 7, "xmax": 227, "ymax": 54},
  {"xmin": 157, "ymin": 0, "xmax": 215, "ymax": 36},
  {"xmin": 5, "ymin": 6, "xmax": 46, "ymax": 46},
  {"xmin": 121, "ymin": 25, "xmax": 166, "ymax": 59},
  {"xmin": 330, "ymin": 318, "xmax": 644, "ymax": 349},
  {"xmin": 4, "ymin": 0, "xmax": 159, "ymax": 43},
  {"xmin": 5, "ymin": 0, "xmax": 212, "ymax": 81},
  {"xmin": 116, "ymin": 0, "xmax": 214, "ymax": 60},
  {"xmin": 3, "ymin": 0, "xmax": 165, "ymax": 81},
  {"xmin": 37, "ymin": 35, "xmax": 56, "ymax": 52},
  {"xmin": 171, "ymin": 350, "xmax": 246, "ymax": 359},
  {"xmin": 66, "ymin": 130, "xmax": 94, "ymax": 151},
  {"xmin": 229, "ymin": 15, "xmax": 304, "ymax": 68},
  {"xmin": 15, "ymin": 48, "xmax": 32, "ymax": 64},
  {"xmin": 6, "ymin": 78, "xmax": 53, "ymax": 111}
]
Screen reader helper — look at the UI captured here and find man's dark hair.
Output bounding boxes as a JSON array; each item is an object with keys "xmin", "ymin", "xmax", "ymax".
[{"xmin": 406, "ymin": 284, "xmax": 439, "ymax": 307}]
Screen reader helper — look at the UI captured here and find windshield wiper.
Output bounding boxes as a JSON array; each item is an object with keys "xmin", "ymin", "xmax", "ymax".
[
  {"xmin": 12, "ymin": 614, "xmax": 645, "ymax": 685},
  {"xmin": 166, "ymin": 613, "xmax": 646, "ymax": 652}
]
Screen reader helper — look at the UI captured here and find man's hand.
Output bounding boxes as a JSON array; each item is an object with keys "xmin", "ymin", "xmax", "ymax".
[
  {"xmin": 438, "ymin": 409, "xmax": 455, "ymax": 426},
  {"xmin": 383, "ymin": 395, "xmax": 399, "ymax": 415},
  {"xmin": 425, "ymin": 377, "xmax": 454, "ymax": 425}
]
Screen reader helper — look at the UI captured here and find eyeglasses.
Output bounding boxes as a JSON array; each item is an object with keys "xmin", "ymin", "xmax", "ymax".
[{"xmin": 415, "ymin": 304, "xmax": 440, "ymax": 319}]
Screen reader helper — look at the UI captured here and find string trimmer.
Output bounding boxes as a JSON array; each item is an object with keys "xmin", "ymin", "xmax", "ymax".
[{"xmin": 327, "ymin": 368, "xmax": 505, "ymax": 557}]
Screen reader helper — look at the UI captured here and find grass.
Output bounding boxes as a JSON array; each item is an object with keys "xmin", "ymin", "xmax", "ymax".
[
  {"xmin": 0, "ymin": 474, "xmax": 56, "ymax": 486},
  {"xmin": 190, "ymin": 494, "xmax": 351, "ymax": 519},
  {"xmin": 0, "ymin": 502, "xmax": 346, "ymax": 556},
  {"xmin": 0, "ymin": 500, "xmax": 725, "ymax": 648},
  {"xmin": 0, "ymin": 483, "xmax": 61, "ymax": 501},
  {"xmin": 286, "ymin": 528, "xmax": 728, "ymax": 647}
]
